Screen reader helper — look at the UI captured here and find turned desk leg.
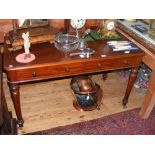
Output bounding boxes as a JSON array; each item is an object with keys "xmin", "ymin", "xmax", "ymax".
[
  {"xmin": 122, "ymin": 67, "xmax": 139, "ymax": 107},
  {"xmin": 139, "ymin": 70, "xmax": 155, "ymax": 118},
  {"xmin": 8, "ymin": 82, "xmax": 24, "ymax": 127}
]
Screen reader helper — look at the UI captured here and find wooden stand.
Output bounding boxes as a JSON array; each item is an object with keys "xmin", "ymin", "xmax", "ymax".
[
  {"xmin": 116, "ymin": 21, "xmax": 155, "ymax": 118},
  {"xmin": 0, "ymin": 52, "xmax": 17, "ymax": 135}
]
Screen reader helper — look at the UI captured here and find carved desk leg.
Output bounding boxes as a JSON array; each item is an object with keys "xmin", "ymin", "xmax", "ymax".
[
  {"xmin": 122, "ymin": 67, "xmax": 139, "ymax": 108},
  {"xmin": 7, "ymin": 82, "xmax": 24, "ymax": 127}
]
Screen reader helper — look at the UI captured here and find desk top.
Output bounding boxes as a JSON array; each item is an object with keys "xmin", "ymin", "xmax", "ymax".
[{"xmin": 3, "ymin": 40, "xmax": 143, "ymax": 71}]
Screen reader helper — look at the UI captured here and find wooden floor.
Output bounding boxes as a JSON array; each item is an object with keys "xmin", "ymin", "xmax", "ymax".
[{"xmin": 3, "ymin": 71, "xmax": 145, "ymax": 135}]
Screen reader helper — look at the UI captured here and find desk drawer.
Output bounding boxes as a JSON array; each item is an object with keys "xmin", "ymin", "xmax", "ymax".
[
  {"xmin": 84, "ymin": 57, "xmax": 140, "ymax": 72},
  {"xmin": 9, "ymin": 62, "xmax": 85, "ymax": 82}
]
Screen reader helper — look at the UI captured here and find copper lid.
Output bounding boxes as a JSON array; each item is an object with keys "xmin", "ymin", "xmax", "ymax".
[{"xmin": 71, "ymin": 76, "xmax": 97, "ymax": 94}]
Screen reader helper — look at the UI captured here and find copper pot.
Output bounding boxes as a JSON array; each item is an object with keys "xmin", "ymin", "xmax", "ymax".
[{"xmin": 70, "ymin": 75, "xmax": 103, "ymax": 111}]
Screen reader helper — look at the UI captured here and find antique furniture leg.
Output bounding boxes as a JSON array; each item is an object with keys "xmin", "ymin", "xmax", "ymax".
[
  {"xmin": 1, "ymin": 89, "xmax": 17, "ymax": 134},
  {"xmin": 7, "ymin": 82, "xmax": 24, "ymax": 127},
  {"xmin": 139, "ymin": 70, "xmax": 155, "ymax": 118},
  {"xmin": 122, "ymin": 67, "xmax": 139, "ymax": 108}
]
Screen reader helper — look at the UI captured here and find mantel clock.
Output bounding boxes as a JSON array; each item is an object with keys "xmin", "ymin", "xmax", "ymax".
[
  {"xmin": 64, "ymin": 19, "xmax": 86, "ymax": 36},
  {"xmin": 97, "ymin": 19, "xmax": 118, "ymax": 38}
]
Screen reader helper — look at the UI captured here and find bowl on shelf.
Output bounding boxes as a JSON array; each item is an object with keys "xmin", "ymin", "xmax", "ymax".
[{"xmin": 54, "ymin": 34, "xmax": 79, "ymax": 52}]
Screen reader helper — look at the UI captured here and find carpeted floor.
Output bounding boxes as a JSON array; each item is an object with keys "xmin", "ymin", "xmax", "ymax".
[{"xmin": 27, "ymin": 107, "xmax": 155, "ymax": 135}]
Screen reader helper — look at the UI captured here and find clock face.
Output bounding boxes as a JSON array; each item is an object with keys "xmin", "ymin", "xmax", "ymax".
[
  {"xmin": 106, "ymin": 21, "xmax": 115, "ymax": 30},
  {"xmin": 70, "ymin": 19, "xmax": 86, "ymax": 29}
]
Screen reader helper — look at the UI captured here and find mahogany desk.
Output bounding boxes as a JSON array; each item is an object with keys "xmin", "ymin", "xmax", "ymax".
[{"xmin": 3, "ymin": 37, "xmax": 144, "ymax": 127}]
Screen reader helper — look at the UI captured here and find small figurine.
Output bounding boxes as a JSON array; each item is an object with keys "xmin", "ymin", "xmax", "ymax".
[
  {"xmin": 16, "ymin": 32, "xmax": 35, "ymax": 63},
  {"xmin": 22, "ymin": 32, "xmax": 31, "ymax": 59},
  {"xmin": 22, "ymin": 32, "xmax": 30, "ymax": 53}
]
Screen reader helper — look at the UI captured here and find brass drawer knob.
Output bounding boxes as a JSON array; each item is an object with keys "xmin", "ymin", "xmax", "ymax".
[
  {"xmin": 32, "ymin": 72, "xmax": 37, "ymax": 77},
  {"xmin": 64, "ymin": 67, "xmax": 70, "ymax": 72}
]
